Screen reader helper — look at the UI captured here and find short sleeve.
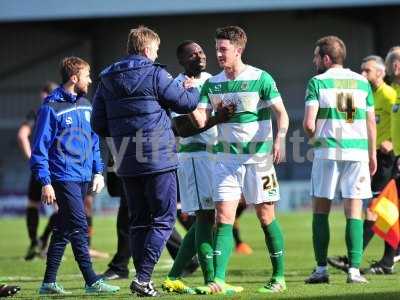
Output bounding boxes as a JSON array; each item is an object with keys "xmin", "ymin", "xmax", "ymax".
[
  {"xmin": 366, "ymin": 83, "xmax": 375, "ymax": 112},
  {"xmin": 259, "ymin": 71, "xmax": 282, "ymax": 106},
  {"xmin": 198, "ymin": 79, "xmax": 212, "ymax": 109},
  {"xmin": 305, "ymin": 78, "xmax": 320, "ymax": 107}
]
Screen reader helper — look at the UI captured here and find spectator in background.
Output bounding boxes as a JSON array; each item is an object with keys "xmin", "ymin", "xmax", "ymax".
[{"xmin": 17, "ymin": 81, "xmax": 58, "ymax": 261}]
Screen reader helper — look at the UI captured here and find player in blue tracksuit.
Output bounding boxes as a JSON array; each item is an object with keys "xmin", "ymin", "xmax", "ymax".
[
  {"xmin": 30, "ymin": 57, "xmax": 119, "ymax": 295},
  {"xmin": 91, "ymin": 26, "xmax": 199, "ymax": 297}
]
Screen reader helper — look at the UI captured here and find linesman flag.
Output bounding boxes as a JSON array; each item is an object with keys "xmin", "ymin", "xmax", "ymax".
[{"xmin": 370, "ymin": 179, "xmax": 400, "ymax": 249}]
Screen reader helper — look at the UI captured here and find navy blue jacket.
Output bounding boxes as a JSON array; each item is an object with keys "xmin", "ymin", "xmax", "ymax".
[
  {"xmin": 91, "ymin": 55, "xmax": 199, "ymax": 176},
  {"xmin": 30, "ymin": 86, "xmax": 103, "ymax": 185}
]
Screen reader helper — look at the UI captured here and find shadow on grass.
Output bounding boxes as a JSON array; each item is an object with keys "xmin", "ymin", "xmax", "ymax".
[
  {"xmin": 13, "ymin": 291, "xmax": 400, "ymax": 300},
  {"xmin": 0, "ymin": 256, "xmax": 25, "ymax": 261},
  {"xmin": 187, "ymin": 291, "xmax": 400, "ymax": 300}
]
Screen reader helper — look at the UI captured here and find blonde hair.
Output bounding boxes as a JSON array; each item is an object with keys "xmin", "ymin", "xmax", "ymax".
[{"xmin": 127, "ymin": 26, "xmax": 160, "ymax": 55}]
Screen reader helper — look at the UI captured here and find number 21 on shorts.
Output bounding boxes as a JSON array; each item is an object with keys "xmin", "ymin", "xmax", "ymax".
[{"xmin": 262, "ymin": 173, "xmax": 278, "ymax": 191}]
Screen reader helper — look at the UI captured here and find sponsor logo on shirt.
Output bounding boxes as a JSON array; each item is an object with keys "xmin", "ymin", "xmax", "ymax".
[{"xmin": 213, "ymin": 84, "xmax": 222, "ymax": 92}]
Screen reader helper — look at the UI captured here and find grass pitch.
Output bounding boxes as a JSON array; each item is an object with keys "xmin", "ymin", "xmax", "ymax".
[{"xmin": 1, "ymin": 211, "xmax": 400, "ymax": 299}]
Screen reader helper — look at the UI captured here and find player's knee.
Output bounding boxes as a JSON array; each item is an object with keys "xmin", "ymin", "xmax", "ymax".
[
  {"xmin": 215, "ymin": 202, "xmax": 237, "ymax": 224},
  {"xmin": 258, "ymin": 215, "xmax": 275, "ymax": 226},
  {"xmin": 312, "ymin": 197, "xmax": 331, "ymax": 213},
  {"xmin": 256, "ymin": 206, "xmax": 275, "ymax": 226},
  {"xmin": 216, "ymin": 211, "xmax": 235, "ymax": 224},
  {"xmin": 344, "ymin": 198, "xmax": 362, "ymax": 219},
  {"xmin": 364, "ymin": 206, "xmax": 376, "ymax": 220}
]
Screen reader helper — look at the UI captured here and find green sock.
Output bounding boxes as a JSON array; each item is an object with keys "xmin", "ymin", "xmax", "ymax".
[
  {"xmin": 195, "ymin": 220, "xmax": 214, "ymax": 284},
  {"xmin": 262, "ymin": 219, "xmax": 285, "ymax": 279},
  {"xmin": 346, "ymin": 218, "xmax": 363, "ymax": 268},
  {"xmin": 313, "ymin": 213, "xmax": 330, "ymax": 266},
  {"xmin": 168, "ymin": 224, "xmax": 196, "ymax": 279},
  {"xmin": 214, "ymin": 223, "xmax": 234, "ymax": 282}
]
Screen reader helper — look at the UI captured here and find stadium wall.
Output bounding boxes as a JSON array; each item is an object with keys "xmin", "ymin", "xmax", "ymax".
[{"xmin": 0, "ymin": 7, "xmax": 398, "ymax": 199}]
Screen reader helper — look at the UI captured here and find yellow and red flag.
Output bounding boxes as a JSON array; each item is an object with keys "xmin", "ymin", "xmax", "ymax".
[{"xmin": 370, "ymin": 179, "xmax": 400, "ymax": 249}]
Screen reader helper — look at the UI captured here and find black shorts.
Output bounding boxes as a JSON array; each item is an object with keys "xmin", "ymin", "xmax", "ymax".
[
  {"xmin": 27, "ymin": 175, "xmax": 42, "ymax": 202},
  {"xmin": 371, "ymin": 150, "xmax": 396, "ymax": 194},
  {"xmin": 106, "ymin": 172, "xmax": 122, "ymax": 197}
]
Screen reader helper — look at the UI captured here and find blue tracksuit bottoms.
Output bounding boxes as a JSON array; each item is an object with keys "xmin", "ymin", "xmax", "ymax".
[
  {"xmin": 43, "ymin": 181, "xmax": 98, "ymax": 285},
  {"xmin": 121, "ymin": 170, "xmax": 177, "ymax": 282}
]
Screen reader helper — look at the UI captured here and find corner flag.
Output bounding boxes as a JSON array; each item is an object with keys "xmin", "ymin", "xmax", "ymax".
[{"xmin": 370, "ymin": 179, "xmax": 400, "ymax": 249}]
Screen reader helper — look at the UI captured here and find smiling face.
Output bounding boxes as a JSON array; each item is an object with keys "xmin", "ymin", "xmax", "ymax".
[
  {"xmin": 216, "ymin": 39, "xmax": 241, "ymax": 69},
  {"xmin": 180, "ymin": 42, "xmax": 206, "ymax": 77}
]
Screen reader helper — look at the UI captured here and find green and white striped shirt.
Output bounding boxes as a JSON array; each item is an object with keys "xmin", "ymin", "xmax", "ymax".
[
  {"xmin": 305, "ymin": 67, "xmax": 374, "ymax": 162},
  {"xmin": 171, "ymin": 72, "xmax": 217, "ymax": 157},
  {"xmin": 199, "ymin": 65, "xmax": 282, "ymax": 163}
]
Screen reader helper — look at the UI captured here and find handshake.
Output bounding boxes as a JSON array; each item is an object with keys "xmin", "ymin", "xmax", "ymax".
[{"xmin": 215, "ymin": 101, "xmax": 236, "ymax": 123}]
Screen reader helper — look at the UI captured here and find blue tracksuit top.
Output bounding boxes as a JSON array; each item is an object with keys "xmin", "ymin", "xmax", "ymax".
[
  {"xmin": 30, "ymin": 86, "xmax": 103, "ymax": 185},
  {"xmin": 91, "ymin": 54, "xmax": 199, "ymax": 176}
]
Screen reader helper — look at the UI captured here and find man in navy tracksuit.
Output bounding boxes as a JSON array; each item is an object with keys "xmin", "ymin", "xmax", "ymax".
[
  {"xmin": 91, "ymin": 26, "xmax": 199, "ymax": 297},
  {"xmin": 30, "ymin": 57, "xmax": 119, "ymax": 295}
]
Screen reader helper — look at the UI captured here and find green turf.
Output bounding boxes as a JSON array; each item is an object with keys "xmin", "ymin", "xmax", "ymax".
[{"xmin": 1, "ymin": 211, "xmax": 400, "ymax": 299}]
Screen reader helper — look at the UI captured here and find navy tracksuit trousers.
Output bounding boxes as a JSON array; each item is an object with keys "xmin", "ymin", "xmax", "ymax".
[
  {"xmin": 121, "ymin": 170, "xmax": 177, "ymax": 282},
  {"xmin": 43, "ymin": 181, "xmax": 98, "ymax": 285}
]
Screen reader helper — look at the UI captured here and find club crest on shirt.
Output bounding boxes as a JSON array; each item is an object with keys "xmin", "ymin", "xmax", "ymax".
[
  {"xmin": 393, "ymin": 104, "xmax": 400, "ymax": 113},
  {"xmin": 241, "ymin": 81, "xmax": 249, "ymax": 91},
  {"xmin": 213, "ymin": 84, "xmax": 222, "ymax": 93}
]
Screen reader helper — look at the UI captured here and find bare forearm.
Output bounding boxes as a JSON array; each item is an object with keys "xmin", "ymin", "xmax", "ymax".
[
  {"xmin": 174, "ymin": 115, "xmax": 219, "ymax": 138},
  {"xmin": 17, "ymin": 126, "xmax": 32, "ymax": 159},
  {"xmin": 18, "ymin": 139, "xmax": 31, "ymax": 159},
  {"xmin": 275, "ymin": 110, "xmax": 289, "ymax": 138},
  {"xmin": 303, "ymin": 105, "xmax": 318, "ymax": 139},
  {"xmin": 367, "ymin": 119, "xmax": 377, "ymax": 159},
  {"xmin": 189, "ymin": 109, "xmax": 209, "ymax": 129}
]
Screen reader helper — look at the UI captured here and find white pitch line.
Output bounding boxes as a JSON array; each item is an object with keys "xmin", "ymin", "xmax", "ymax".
[{"xmin": 0, "ymin": 274, "xmax": 82, "ymax": 282}]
